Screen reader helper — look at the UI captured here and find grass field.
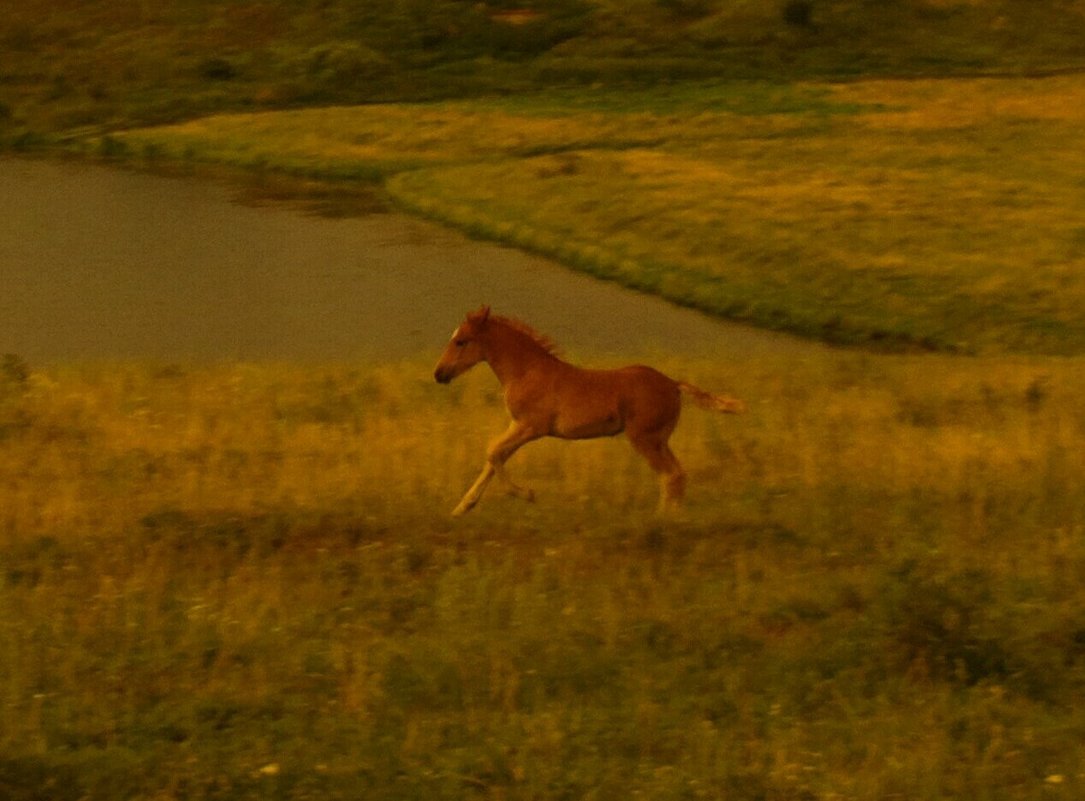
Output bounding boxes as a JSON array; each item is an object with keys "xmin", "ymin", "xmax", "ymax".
[
  {"xmin": 4, "ymin": 3, "xmax": 1085, "ymax": 798},
  {"xmin": 4, "ymin": 0, "xmax": 1085, "ymax": 140},
  {"xmin": 5, "ymin": 65, "xmax": 1078, "ymax": 799},
  {"xmin": 106, "ymin": 74, "xmax": 1085, "ymax": 355},
  {"xmin": 3, "ymin": 351, "xmax": 1085, "ymax": 799}
]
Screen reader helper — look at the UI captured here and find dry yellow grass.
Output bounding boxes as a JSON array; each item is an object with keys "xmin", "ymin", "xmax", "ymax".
[
  {"xmin": 21, "ymin": 72, "xmax": 1085, "ymax": 798},
  {"xmin": 3, "ymin": 352, "xmax": 1085, "ymax": 798}
]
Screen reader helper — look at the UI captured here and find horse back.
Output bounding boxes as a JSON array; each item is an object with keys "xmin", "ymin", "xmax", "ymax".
[
  {"xmin": 609, "ymin": 364, "xmax": 682, "ymax": 431},
  {"xmin": 532, "ymin": 362, "xmax": 680, "ymax": 440}
]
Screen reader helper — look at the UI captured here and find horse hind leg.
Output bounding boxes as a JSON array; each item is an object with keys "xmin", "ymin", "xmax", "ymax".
[
  {"xmin": 629, "ymin": 431, "xmax": 686, "ymax": 511},
  {"xmin": 496, "ymin": 465, "xmax": 535, "ymax": 503},
  {"xmin": 659, "ymin": 449, "xmax": 687, "ymax": 510}
]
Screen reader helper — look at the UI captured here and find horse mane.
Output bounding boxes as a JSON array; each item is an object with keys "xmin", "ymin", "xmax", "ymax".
[{"xmin": 491, "ymin": 314, "xmax": 563, "ymax": 356}]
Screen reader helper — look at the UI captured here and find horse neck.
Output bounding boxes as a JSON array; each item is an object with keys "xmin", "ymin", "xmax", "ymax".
[{"xmin": 483, "ymin": 323, "xmax": 558, "ymax": 386}]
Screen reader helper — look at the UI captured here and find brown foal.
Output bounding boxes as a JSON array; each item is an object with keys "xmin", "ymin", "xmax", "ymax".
[{"xmin": 434, "ymin": 306, "xmax": 744, "ymax": 515}]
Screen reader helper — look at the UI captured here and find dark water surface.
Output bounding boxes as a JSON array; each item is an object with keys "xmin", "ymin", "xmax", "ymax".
[{"xmin": 1, "ymin": 158, "xmax": 808, "ymax": 363}]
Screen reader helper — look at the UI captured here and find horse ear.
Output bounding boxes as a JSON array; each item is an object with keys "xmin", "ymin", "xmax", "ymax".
[{"xmin": 476, "ymin": 305, "xmax": 491, "ymax": 323}]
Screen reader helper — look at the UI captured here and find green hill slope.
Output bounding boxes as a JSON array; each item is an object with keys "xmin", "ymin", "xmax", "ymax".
[{"xmin": 3, "ymin": 0, "xmax": 1084, "ymax": 140}]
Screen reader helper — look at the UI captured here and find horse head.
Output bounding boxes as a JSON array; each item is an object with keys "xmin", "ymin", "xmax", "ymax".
[{"xmin": 434, "ymin": 305, "xmax": 490, "ymax": 384}]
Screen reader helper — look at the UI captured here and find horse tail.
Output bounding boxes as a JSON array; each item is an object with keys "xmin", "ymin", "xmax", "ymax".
[{"xmin": 676, "ymin": 381, "xmax": 746, "ymax": 414}]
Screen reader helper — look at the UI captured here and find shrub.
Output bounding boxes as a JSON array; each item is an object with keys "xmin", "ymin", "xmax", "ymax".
[
  {"xmin": 304, "ymin": 42, "xmax": 393, "ymax": 87},
  {"xmin": 657, "ymin": 0, "xmax": 714, "ymax": 20},
  {"xmin": 198, "ymin": 57, "xmax": 237, "ymax": 81},
  {"xmin": 783, "ymin": 0, "xmax": 814, "ymax": 27},
  {"xmin": 882, "ymin": 566, "xmax": 1011, "ymax": 686},
  {"xmin": 1, "ymin": 354, "xmax": 29, "ymax": 386}
]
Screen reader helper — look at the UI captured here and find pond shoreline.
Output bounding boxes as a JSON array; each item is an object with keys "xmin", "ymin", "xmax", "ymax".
[{"xmin": 2, "ymin": 156, "xmax": 819, "ymax": 365}]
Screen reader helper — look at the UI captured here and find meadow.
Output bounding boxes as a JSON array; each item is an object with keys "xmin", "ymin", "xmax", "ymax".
[
  {"xmin": 107, "ymin": 74, "xmax": 1085, "ymax": 355},
  {"xmin": 6, "ymin": 6, "xmax": 1085, "ymax": 796},
  {"xmin": 2, "ymin": 349, "xmax": 1085, "ymax": 799}
]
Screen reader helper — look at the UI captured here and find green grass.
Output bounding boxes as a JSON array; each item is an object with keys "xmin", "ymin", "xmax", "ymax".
[
  {"xmin": 6, "ymin": 6, "xmax": 1085, "ymax": 796},
  {"xmin": 3, "ymin": 0, "xmax": 1085, "ymax": 142},
  {"xmin": 3, "ymin": 353, "xmax": 1085, "ymax": 799},
  {"xmin": 107, "ymin": 74, "xmax": 1085, "ymax": 355}
]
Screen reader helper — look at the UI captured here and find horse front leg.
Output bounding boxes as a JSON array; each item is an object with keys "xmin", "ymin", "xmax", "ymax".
[
  {"xmin": 452, "ymin": 463, "xmax": 496, "ymax": 517},
  {"xmin": 452, "ymin": 421, "xmax": 539, "ymax": 516}
]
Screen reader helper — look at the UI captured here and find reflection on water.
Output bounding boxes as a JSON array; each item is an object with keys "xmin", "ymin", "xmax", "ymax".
[{"xmin": 1, "ymin": 158, "xmax": 807, "ymax": 363}]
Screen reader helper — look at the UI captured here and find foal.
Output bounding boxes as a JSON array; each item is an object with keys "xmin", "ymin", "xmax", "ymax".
[{"xmin": 433, "ymin": 306, "xmax": 744, "ymax": 515}]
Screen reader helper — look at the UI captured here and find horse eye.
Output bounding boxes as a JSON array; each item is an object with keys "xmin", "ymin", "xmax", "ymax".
[{"xmin": 454, "ymin": 339, "xmax": 468, "ymax": 347}]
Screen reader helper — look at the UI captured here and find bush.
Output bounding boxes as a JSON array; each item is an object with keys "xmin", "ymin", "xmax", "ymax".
[
  {"xmin": 657, "ymin": 0, "xmax": 713, "ymax": 20},
  {"xmin": 876, "ymin": 563, "xmax": 1075, "ymax": 700},
  {"xmin": 304, "ymin": 42, "xmax": 393, "ymax": 87},
  {"xmin": 882, "ymin": 566, "xmax": 1012, "ymax": 686},
  {"xmin": 1, "ymin": 354, "xmax": 29, "ymax": 386},
  {"xmin": 198, "ymin": 57, "xmax": 238, "ymax": 81},
  {"xmin": 783, "ymin": 0, "xmax": 814, "ymax": 27}
]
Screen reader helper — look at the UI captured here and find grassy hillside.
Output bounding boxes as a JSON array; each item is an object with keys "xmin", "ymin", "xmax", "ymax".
[
  {"xmin": 11, "ymin": 3, "xmax": 1085, "ymax": 357},
  {"xmin": 108, "ymin": 75, "xmax": 1085, "ymax": 355},
  {"xmin": 2, "ymin": 353, "xmax": 1085, "ymax": 799},
  {"xmin": 2, "ymin": 0, "xmax": 1085, "ymax": 140}
]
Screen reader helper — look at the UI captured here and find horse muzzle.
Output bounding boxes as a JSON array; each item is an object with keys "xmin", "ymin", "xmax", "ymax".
[{"xmin": 434, "ymin": 366, "xmax": 453, "ymax": 384}]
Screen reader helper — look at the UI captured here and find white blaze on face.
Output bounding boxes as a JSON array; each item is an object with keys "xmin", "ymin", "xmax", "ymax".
[{"xmin": 449, "ymin": 326, "xmax": 461, "ymax": 342}]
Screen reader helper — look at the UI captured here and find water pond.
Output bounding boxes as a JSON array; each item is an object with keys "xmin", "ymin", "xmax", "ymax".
[{"xmin": 1, "ymin": 157, "xmax": 812, "ymax": 364}]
